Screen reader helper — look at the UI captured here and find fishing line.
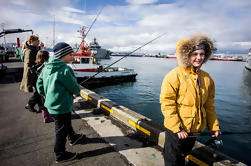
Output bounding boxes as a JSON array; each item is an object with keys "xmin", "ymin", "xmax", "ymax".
[
  {"xmin": 75, "ymin": 7, "xmax": 104, "ymax": 54},
  {"xmin": 79, "ymin": 32, "xmax": 167, "ymax": 87}
]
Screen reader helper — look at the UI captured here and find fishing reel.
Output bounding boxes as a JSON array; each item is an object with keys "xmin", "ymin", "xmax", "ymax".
[{"xmin": 205, "ymin": 137, "xmax": 223, "ymax": 150}]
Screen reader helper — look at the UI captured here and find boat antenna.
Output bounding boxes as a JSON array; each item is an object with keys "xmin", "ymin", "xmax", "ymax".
[
  {"xmin": 79, "ymin": 32, "xmax": 167, "ymax": 87},
  {"xmin": 75, "ymin": 7, "xmax": 104, "ymax": 54},
  {"xmin": 53, "ymin": 15, "xmax": 56, "ymax": 47},
  {"xmin": 188, "ymin": 131, "xmax": 251, "ymax": 137}
]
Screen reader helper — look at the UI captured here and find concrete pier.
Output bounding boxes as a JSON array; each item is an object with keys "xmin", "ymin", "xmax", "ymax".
[
  {"xmin": 0, "ymin": 59, "xmax": 247, "ymax": 166},
  {"xmin": 79, "ymin": 88, "xmax": 246, "ymax": 166}
]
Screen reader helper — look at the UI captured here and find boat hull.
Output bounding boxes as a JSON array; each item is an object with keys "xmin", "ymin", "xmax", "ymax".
[
  {"xmin": 245, "ymin": 57, "xmax": 251, "ymax": 71},
  {"xmin": 77, "ymin": 74, "xmax": 137, "ymax": 88},
  {"xmin": 73, "ymin": 67, "xmax": 137, "ymax": 88},
  {"xmin": 211, "ymin": 58, "xmax": 243, "ymax": 61},
  {"xmin": 92, "ymin": 48, "xmax": 111, "ymax": 59}
]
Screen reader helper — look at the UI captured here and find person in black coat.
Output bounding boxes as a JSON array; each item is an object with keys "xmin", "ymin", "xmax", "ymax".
[{"xmin": 20, "ymin": 35, "xmax": 41, "ymax": 112}]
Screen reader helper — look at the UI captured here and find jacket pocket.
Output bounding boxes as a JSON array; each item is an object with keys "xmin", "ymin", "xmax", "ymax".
[
  {"xmin": 178, "ymin": 106, "xmax": 195, "ymax": 117},
  {"xmin": 178, "ymin": 107, "xmax": 195, "ymax": 132}
]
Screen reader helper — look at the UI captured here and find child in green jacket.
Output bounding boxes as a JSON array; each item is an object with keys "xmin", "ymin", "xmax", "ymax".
[{"xmin": 36, "ymin": 42, "xmax": 84, "ymax": 163}]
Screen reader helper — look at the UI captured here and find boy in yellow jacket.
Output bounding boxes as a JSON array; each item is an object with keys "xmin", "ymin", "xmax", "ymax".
[{"xmin": 160, "ymin": 34, "xmax": 220, "ymax": 166}]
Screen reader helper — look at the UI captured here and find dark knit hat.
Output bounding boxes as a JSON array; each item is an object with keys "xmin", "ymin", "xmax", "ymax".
[{"xmin": 53, "ymin": 42, "xmax": 74, "ymax": 59}]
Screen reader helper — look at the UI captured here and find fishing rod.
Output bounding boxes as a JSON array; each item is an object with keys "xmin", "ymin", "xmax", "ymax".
[
  {"xmin": 79, "ymin": 32, "xmax": 167, "ymax": 86},
  {"xmin": 85, "ymin": 6, "xmax": 104, "ymax": 38},
  {"xmin": 188, "ymin": 131, "xmax": 251, "ymax": 150},
  {"xmin": 188, "ymin": 131, "xmax": 251, "ymax": 137},
  {"xmin": 75, "ymin": 7, "xmax": 104, "ymax": 54}
]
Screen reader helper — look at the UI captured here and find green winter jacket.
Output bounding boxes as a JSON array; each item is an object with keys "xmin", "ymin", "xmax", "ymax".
[{"xmin": 36, "ymin": 57, "xmax": 81, "ymax": 114}]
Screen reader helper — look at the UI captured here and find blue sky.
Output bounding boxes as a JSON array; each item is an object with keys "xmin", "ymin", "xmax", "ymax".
[{"xmin": 1, "ymin": 0, "xmax": 251, "ymax": 54}]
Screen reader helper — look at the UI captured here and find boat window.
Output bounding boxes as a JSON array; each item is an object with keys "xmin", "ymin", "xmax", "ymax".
[
  {"xmin": 81, "ymin": 58, "xmax": 90, "ymax": 64},
  {"xmin": 72, "ymin": 57, "xmax": 81, "ymax": 64}
]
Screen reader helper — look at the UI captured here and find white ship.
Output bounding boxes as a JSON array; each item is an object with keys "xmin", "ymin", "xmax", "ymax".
[
  {"xmin": 245, "ymin": 48, "xmax": 251, "ymax": 71},
  {"xmin": 70, "ymin": 27, "xmax": 137, "ymax": 88}
]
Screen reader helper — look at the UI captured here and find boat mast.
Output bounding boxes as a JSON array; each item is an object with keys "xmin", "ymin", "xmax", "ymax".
[
  {"xmin": 80, "ymin": 27, "xmax": 87, "ymax": 55},
  {"xmin": 53, "ymin": 15, "xmax": 55, "ymax": 47},
  {"xmin": 76, "ymin": 26, "xmax": 91, "ymax": 57}
]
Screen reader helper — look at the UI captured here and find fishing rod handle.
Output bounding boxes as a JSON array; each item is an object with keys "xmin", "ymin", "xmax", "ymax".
[{"xmin": 188, "ymin": 132, "xmax": 216, "ymax": 136}]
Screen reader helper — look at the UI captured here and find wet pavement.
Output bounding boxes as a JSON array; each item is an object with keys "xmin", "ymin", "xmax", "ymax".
[{"xmin": 0, "ymin": 59, "xmax": 130, "ymax": 166}]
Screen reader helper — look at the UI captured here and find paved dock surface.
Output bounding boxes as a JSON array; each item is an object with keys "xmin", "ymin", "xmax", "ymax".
[{"xmin": 0, "ymin": 60, "xmax": 131, "ymax": 166}]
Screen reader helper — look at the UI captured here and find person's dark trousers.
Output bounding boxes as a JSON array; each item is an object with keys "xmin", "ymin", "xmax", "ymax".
[
  {"xmin": 163, "ymin": 129, "xmax": 196, "ymax": 166},
  {"xmin": 51, "ymin": 112, "xmax": 75, "ymax": 157},
  {"xmin": 28, "ymin": 88, "xmax": 43, "ymax": 109}
]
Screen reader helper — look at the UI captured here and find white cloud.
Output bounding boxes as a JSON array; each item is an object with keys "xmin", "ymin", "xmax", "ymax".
[
  {"xmin": 0, "ymin": 0, "xmax": 88, "ymax": 46},
  {"xmin": 62, "ymin": 7, "xmax": 85, "ymax": 14},
  {"xmin": 126, "ymin": 0, "xmax": 158, "ymax": 5},
  {"xmin": 70, "ymin": 0, "xmax": 251, "ymax": 53},
  {"xmin": 1, "ymin": 0, "xmax": 251, "ymax": 53},
  {"xmin": 8, "ymin": 0, "xmax": 70, "ymax": 12}
]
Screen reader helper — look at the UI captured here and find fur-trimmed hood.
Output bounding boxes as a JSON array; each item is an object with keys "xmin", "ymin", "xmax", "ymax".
[{"xmin": 176, "ymin": 34, "xmax": 216, "ymax": 68}]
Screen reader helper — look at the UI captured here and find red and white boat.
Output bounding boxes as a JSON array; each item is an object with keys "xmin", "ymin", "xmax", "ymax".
[
  {"xmin": 68, "ymin": 27, "xmax": 137, "ymax": 88},
  {"xmin": 210, "ymin": 54, "xmax": 243, "ymax": 61},
  {"xmin": 166, "ymin": 54, "xmax": 176, "ymax": 59}
]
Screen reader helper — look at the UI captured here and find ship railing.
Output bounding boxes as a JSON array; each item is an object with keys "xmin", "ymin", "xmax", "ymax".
[{"xmin": 103, "ymin": 67, "xmax": 135, "ymax": 72}]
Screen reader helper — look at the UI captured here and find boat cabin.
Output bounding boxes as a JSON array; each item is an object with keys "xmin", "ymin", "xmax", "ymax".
[
  {"xmin": 72, "ymin": 56, "xmax": 95, "ymax": 65},
  {"xmin": 69, "ymin": 55, "xmax": 99, "ymax": 72}
]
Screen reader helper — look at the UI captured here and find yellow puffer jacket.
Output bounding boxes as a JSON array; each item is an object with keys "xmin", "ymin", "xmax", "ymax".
[{"xmin": 160, "ymin": 67, "xmax": 220, "ymax": 133}]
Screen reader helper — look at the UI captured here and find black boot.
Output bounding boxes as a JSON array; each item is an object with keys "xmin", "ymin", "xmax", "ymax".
[
  {"xmin": 55, "ymin": 151, "xmax": 78, "ymax": 163},
  {"xmin": 25, "ymin": 104, "xmax": 37, "ymax": 113},
  {"xmin": 36, "ymin": 106, "xmax": 43, "ymax": 113}
]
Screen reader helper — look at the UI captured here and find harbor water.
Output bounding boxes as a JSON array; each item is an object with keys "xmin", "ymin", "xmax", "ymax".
[{"xmin": 92, "ymin": 56, "xmax": 251, "ymax": 165}]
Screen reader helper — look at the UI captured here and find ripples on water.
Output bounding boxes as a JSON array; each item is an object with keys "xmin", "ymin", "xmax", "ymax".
[{"xmin": 94, "ymin": 57, "xmax": 251, "ymax": 165}]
